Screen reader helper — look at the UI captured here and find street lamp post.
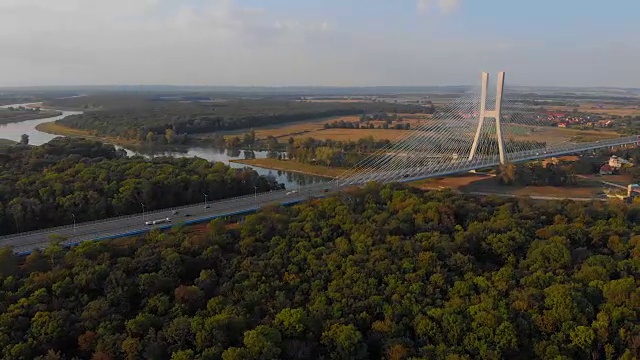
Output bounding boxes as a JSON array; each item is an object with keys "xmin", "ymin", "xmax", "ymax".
[
  {"xmin": 254, "ymin": 186, "xmax": 258, "ymax": 200},
  {"xmin": 203, "ymin": 193, "xmax": 208, "ymax": 208},
  {"xmin": 72, "ymin": 214, "xmax": 76, "ymax": 234},
  {"xmin": 141, "ymin": 203, "xmax": 146, "ymax": 221}
]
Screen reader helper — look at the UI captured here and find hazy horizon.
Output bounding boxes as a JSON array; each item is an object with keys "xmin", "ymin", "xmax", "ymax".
[
  {"xmin": 1, "ymin": 84, "xmax": 638, "ymax": 92},
  {"xmin": 1, "ymin": 0, "xmax": 639, "ymax": 88}
]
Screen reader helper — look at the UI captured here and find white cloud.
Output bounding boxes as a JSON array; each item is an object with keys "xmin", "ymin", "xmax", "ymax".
[
  {"xmin": 0, "ymin": 0, "xmax": 638, "ymax": 87},
  {"xmin": 0, "ymin": 0, "xmax": 338, "ymax": 86},
  {"xmin": 417, "ymin": 0, "xmax": 430, "ymax": 14},
  {"xmin": 0, "ymin": 0, "xmax": 331, "ymax": 45},
  {"xmin": 438, "ymin": 0, "xmax": 461, "ymax": 13},
  {"xmin": 417, "ymin": 0, "xmax": 462, "ymax": 15}
]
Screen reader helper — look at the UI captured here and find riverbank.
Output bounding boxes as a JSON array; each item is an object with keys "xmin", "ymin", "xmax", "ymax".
[
  {"xmin": 0, "ymin": 110, "xmax": 63, "ymax": 125},
  {"xmin": 35, "ymin": 121, "xmax": 141, "ymax": 147},
  {"xmin": 35, "ymin": 121, "xmax": 232, "ymax": 151},
  {"xmin": 231, "ymin": 158, "xmax": 345, "ymax": 178}
]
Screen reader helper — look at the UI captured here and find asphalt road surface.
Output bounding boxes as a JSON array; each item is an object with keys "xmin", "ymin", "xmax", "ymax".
[{"xmin": 1, "ymin": 183, "xmax": 335, "ymax": 254}]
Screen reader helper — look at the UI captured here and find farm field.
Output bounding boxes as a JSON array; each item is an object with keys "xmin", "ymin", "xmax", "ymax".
[
  {"xmin": 248, "ymin": 118, "xmax": 330, "ymax": 139},
  {"xmin": 545, "ymin": 103, "xmax": 640, "ymax": 117},
  {"xmin": 299, "ymin": 128, "xmax": 409, "ymax": 142},
  {"xmin": 197, "ymin": 106, "xmax": 623, "ymax": 146},
  {"xmin": 579, "ymin": 173, "xmax": 634, "ymax": 186},
  {"xmin": 204, "ymin": 115, "xmax": 430, "ymax": 141},
  {"xmin": 499, "ymin": 124, "xmax": 621, "ymax": 144},
  {"xmin": 298, "ymin": 99, "xmax": 371, "ymax": 103},
  {"xmin": 411, "ymin": 173, "xmax": 606, "ymax": 198}
]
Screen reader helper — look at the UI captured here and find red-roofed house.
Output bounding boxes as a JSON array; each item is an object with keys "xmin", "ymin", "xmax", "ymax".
[{"xmin": 600, "ymin": 164, "xmax": 614, "ymax": 175}]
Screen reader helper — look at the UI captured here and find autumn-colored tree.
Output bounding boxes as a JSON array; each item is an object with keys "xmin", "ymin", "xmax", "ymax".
[{"xmin": 0, "ymin": 183, "xmax": 639, "ymax": 359}]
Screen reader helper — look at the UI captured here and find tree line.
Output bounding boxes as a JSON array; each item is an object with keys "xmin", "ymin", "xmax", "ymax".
[
  {"xmin": 208, "ymin": 133, "xmax": 392, "ymax": 168},
  {"xmin": 0, "ymin": 184, "xmax": 639, "ymax": 359},
  {"xmin": 285, "ymin": 136, "xmax": 391, "ymax": 167},
  {"xmin": 324, "ymin": 119, "xmax": 411, "ymax": 130},
  {"xmin": 0, "ymin": 138, "xmax": 283, "ymax": 235},
  {"xmin": 498, "ymin": 162, "xmax": 578, "ymax": 186},
  {"xmin": 614, "ymin": 116, "xmax": 640, "ymax": 135},
  {"xmin": 52, "ymin": 97, "xmax": 433, "ymax": 143}
]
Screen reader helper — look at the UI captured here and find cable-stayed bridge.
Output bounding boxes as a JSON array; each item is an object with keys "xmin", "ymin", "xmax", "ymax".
[
  {"xmin": 2, "ymin": 72, "xmax": 640, "ymax": 254},
  {"xmin": 334, "ymin": 71, "xmax": 638, "ymax": 186}
]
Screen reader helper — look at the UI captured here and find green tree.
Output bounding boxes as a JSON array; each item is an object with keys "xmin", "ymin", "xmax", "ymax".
[
  {"xmin": 321, "ymin": 324, "xmax": 367, "ymax": 359},
  {"xmin": 165, "ymin": 129, "xmax": 175, "ymax": 144},
  {"xmin": 30, "ymin": 311, "xmax": 68, "ymax": 346},
  {"xmin": 275, "ymin": 308, "xmax": 308, "ymax": 337},
  {"xmin": 222, "ymin": 347, "xmax": 251, "ymax": 360},
  {"xmin": 121, "ymin": 337, "xmax": 142, "ymax": 360},
  {"xmin": 171, "ymin": 349, "xmax": 195, "ymax": 360},
  {"xmin": 570, "ymin": 326, "xmax": 595, "ymax": 353},
  {"xmin": 243, "ymin": 325, "xmax": 282, "ymax": 360},
  {"xmin": 0, "ymin": 247, "xmax": 18, "ymax": 277},
  {"xmin": 146, "ymin": 131, "xmax": 156, "ymax": 143}
]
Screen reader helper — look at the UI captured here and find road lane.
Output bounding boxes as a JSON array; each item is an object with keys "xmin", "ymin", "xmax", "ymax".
[{"xmin": 5, "ymin": 185, "xmax": 333, "ymax": 253}]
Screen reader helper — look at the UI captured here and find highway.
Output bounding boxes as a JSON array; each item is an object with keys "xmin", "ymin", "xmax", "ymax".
[
  {"xmin": 2, "ymin": 134, "xmax": 639, "ymax": 254},
  {"xmin": 1, "ymin": 183, "xmax": 335, "ymax": 254}
]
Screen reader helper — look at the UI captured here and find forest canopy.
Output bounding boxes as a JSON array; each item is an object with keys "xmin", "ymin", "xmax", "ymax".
[
  {"xmin": 0, "ymin": 138, "xmax": 283, "ymax": 235},
  {"xmin": 0, "ymin": 184, "xmax": 639, "ymax": 359}
]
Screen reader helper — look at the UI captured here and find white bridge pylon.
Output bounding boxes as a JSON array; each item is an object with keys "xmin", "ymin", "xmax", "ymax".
[{"xmin": 468, "ymin": 71, "xmax": 506, "ymax": 164}]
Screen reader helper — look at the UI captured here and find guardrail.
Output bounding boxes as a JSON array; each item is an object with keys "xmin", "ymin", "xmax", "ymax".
[
  {"xmin": 10, "ymin": 197, "xmax": 270, "ymax": 249},
  {"xmin": 12, "ymin": 197, "xmax": 313, "ymax": 256},
  {"xmin": 3, "ymin": 180, "xmax": 337, "ymax": 242},
  {"xmin": 0, "ymin": 188, "xmax": 295, "ymax": 241}
]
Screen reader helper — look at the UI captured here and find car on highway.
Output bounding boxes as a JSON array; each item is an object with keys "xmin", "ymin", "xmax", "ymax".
[
  {"xmin": 286, "ymin": 190, "xmax": 298, "ymax": 196},
  {"xmin": 172, "ymin": 210, "xmax": 179, "ymax": 215},
  {"xmin": 204, "ymin": 204, "xmax": 210, "ymax": 209},
  {"xmin": 145, "ymin": 217, "xmax": 171, "ymax": 226}
]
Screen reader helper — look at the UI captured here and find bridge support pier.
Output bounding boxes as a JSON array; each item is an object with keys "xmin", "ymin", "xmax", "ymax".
[{"xmin": 468, "ymin": 71, "xmax": 506, "ymax": 165}]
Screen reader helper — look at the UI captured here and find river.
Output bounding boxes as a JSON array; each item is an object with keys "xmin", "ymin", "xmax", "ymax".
[{"xmin": 0, "ymin": 104, "xmax": 330, "ymax": 189}]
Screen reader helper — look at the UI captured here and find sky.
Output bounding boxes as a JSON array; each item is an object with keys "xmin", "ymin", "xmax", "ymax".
[{"xmin": 0, "ymin": 0, "xmax": 639, "ymax": 87}]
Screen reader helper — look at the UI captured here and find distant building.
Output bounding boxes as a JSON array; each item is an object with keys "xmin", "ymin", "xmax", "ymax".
[
  {"xmin": 609, "ymin": 155, "xmax": 632, "ymax": 169},
  {"xmin": 600, "ymin": 164, "xmax": 614, "ymax": 175},
  {"xmin": 596, "ymin": 120, "xmax": 613, "ymax": 127}
]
